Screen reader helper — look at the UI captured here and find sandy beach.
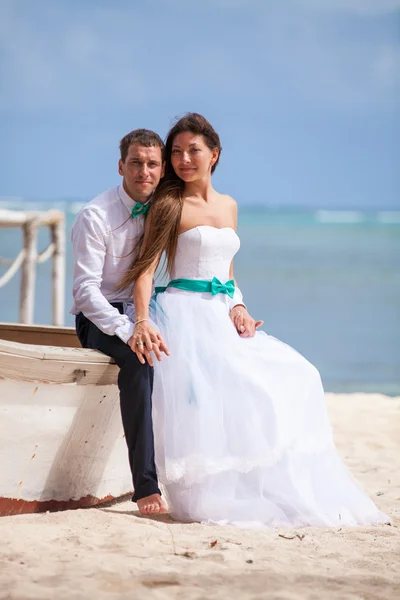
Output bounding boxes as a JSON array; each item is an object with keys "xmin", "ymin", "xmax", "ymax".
[{"xmin": 1, "ymin": 393, "xmax": 399, "ymax": 600}]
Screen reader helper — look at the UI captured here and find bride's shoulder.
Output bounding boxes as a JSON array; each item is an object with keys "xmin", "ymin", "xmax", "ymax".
[
  {"xmin": 215, "ymin": 194, "xmax": 237, "ymax": 226},
  {"xmin": 217, "ymin": 193, "xmax": 237, "ymax": 209}
]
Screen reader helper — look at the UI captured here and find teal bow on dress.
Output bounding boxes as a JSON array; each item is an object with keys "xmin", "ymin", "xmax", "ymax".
[
  {"xmin": 210, "ymin": 277, "xmax": 235, "ymax": 298},
  {"xmin": 131, "ymin": 202, "xmax": 150, "ymax": 218},
  {"xmin": 155, "ymin": 277, "xmax": 235, "ymax": 298}
]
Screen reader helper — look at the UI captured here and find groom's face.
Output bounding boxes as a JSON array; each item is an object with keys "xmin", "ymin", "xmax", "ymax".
[{"xmin": 119, "ymin": 143, "xmax": 165, "ymax": 203}]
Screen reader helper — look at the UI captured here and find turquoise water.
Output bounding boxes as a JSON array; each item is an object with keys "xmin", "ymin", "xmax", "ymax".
[{"xmin": 0, "ymin": 201, "xmax": 399, "ymax": 395}]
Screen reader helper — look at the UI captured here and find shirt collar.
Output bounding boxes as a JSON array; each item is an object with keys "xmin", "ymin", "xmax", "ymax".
[{"xmin": 117, "ymin": 184, "xmax": 152, "ymax": 214}]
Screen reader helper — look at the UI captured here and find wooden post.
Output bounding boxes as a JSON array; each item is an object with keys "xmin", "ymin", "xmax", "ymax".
[
  {"xmin": 51, "ymin": 216, "xmax": 65, "ymax": 326},
  {"xmin": 19, "ymin": 218, "xmax": 39, "ymax": 324},
  {"xmin": 0, "ymin": 209, "xmax": 65, "ymax": 326}
]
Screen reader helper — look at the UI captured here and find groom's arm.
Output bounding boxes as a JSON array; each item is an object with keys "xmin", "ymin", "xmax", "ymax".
[{"xmin": 71, "ymin": 207, "xmax": 134, "ymax": 343}]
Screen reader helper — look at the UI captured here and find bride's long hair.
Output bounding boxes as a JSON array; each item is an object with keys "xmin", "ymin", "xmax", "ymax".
[{"xmin": 118, "ymin": 113, "xmax": 222, "ymax": 289}]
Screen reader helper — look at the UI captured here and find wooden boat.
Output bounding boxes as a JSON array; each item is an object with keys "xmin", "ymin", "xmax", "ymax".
[{"xmin": 0, "ymin": 323, "xmax": 132, "ymax": 516}]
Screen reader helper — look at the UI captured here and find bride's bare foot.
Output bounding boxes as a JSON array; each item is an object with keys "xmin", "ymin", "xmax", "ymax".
[{"xmin": 136, "ymin": 494, "xmax": 168, "ymax": 516}]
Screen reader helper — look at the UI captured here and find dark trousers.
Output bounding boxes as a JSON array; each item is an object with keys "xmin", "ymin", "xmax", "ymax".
[{"xmin": 75, "ymin": 305, "xmax": 161, "ymax": 502}]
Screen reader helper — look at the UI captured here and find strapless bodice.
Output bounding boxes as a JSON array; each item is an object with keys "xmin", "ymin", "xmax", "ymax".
[{"xmin": 170, "ymin": 226, "xmax": 240, "ymax": 282}]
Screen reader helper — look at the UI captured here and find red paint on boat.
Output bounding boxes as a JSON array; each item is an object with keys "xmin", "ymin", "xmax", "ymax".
[{"xmin": 0, "ymin": 492, "xmax": 133, "ymax": 516}]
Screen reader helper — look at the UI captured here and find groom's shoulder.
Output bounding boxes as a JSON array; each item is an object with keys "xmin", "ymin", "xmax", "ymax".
[
  {"xmin": 75, "ymin": 187, "xmax": 119, "ymax": 221},
  {"xmin": 71, "ymin": 188, "xmax": 120, "ymax": 239},
  {"xmin": 85, "ymin": 186, "xmax": 119, "ymax": 212}
]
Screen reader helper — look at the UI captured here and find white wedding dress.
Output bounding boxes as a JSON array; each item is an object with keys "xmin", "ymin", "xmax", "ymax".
[{"xmin": 143, "ymin": 226, "xmax": 388, "ymax": 528}]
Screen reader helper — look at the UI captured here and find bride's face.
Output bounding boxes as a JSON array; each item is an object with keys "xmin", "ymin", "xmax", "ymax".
[{"xmin": 171, "ymin": 132, "xmax": 218, "ymax": 182}]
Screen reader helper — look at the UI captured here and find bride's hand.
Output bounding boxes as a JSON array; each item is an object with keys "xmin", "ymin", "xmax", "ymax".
[
  {"xmin": 230, "ymin": 306, "xmax": 263, "ymax": 338},
  {"xmin": 128, "ymin": 321, "xmax": 170, "ymax": 366}
]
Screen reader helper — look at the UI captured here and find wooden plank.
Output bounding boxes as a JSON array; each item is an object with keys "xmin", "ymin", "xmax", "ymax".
[
  {"xmin": 51, "ymin": 220, "xmax": 65, "ymax": 326},
  {"xmin": 1, "ymin": 210, "xmax": 66, "ymax": 326},
  {"xmin": 19, "ymin": 220, "xmax": 38, "ymax": 323},
  {"xmin": 0, "ymin": 209, "xmax": 64, "ymax": 228},
  {"xmin": 0, "ymin": 350, "xmax": 118, "ymax": 385},
  {"xmin": 0, "ymin": 323, "xmax": 81, "ymax": 348},
  {"xmin": 0, "ymin": 338, "xmax": 114, "ymax": 363}
]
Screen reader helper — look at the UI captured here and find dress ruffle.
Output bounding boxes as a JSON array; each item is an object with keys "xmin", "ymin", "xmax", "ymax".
[{"xmin": 149, "ymin": 289, "xmax": 389, "ymax": 528}]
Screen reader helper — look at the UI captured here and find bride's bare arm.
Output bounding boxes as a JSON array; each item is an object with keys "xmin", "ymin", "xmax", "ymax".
[
  {"xmin": 228, "ymin": 200, "xmax": 263, "ymax": 337},
  {"xmin": 130, "ymin": 263, "xmax": 170, "ymax": 365},
  {"xmin": 133, "ymin": 267, "xmax": 154, "ymax": 324}
]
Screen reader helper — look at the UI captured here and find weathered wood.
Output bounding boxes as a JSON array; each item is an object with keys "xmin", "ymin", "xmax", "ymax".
[
  {"xmin": 0, "ymin": 209, "xmax": 65, "ymax": 325},
  {"xmin": 0, "ymin": 333, "xmax": 118, "ymax": 385},
  {"xmin": 0, "ymin": 337, "xmax": 114, "ymax": 363},
  {"xmin": 0, "ymin": 209, "xmax": 64, "ymax": 227},
  {"xmin": 19, "ymin": 219, "xmax": 39, "ymax": 324},
  {"xmin": 51, "ymin": 219, "xmax": 65, "ymax": 326},
  {"xmin": 0, "ymin": 350, "xmax": 118, "ymax": 385},
  {"xmin": 0, "ymin": 323, "xmax": 130, "ymax": 515},
  {"xmin": 0, "ymin": 378, "xmax": 131, "ymax": 515},
  {"xmin": 0, "ymin": 322, "xmax": 80, "ymax": 347}
]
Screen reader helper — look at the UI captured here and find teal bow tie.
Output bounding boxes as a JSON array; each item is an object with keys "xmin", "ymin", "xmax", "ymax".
[
  {"xmin": 131, "ymin": 202, "xmax": 150, "ymax": 219},
  {"xmin": 210, "ymin": 277, "xmax": 235, "ymax": 298}
]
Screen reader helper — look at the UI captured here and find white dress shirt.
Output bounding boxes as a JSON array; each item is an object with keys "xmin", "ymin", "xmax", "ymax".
[{"xmin": 70, "ymin": 184, "xmax": 146, "ymax": 344}]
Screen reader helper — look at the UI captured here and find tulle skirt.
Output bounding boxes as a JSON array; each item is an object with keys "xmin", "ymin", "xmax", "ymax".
[{"xmin": 149, "ymin": 290, "xmax": 389, "ymax": 528}]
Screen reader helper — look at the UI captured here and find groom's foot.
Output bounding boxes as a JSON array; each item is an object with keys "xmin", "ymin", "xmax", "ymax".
[{"xmin": 136, "ymin": 493, "xmax": 168, "ymax": 515}]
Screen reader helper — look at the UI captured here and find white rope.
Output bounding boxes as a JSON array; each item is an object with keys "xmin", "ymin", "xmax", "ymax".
[
  {"xmin": 0, "ymin": 210, "xmax": 65, "ymax": 325},
  {"xmin": 0, "ymin": 240, "xmax": 56, "ymax": 286},
  {"xmin": 0, "ymin": 249, "xmax": 26, "ymax": 288},
  {"xmin": 37, "ymin": 242, "xmax": 55, "ymax": 264}
]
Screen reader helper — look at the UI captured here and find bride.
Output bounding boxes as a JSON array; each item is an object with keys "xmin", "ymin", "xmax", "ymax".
[{"xmin": 120, "ymin": 113, "xmax": 389, "ymax": 528}]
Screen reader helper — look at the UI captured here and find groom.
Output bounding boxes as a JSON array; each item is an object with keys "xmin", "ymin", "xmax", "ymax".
[{"xmin": 70, "ymin": 128, "xmax": 168, "ymax": 515}]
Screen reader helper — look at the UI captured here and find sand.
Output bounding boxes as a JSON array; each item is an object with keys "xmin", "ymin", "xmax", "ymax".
[{"xmin": 1, "ymin": 393, "xmax": 399, "ymax": 600}]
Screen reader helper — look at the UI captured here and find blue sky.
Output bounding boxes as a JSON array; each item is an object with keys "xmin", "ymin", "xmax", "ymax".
[{"xmin": 1, "ymin": 0, "xmax": 399, "ymax": 208}]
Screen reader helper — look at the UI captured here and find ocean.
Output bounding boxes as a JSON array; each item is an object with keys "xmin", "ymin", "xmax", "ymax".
[{"xmin": 1, "ymin": 199, "xmax": 399, "ymax": 395}]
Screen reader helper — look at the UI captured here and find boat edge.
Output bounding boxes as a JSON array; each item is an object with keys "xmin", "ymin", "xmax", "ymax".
[{"xmin": 0, "ymin": 491, "xmax": 134, "ymax": 517}]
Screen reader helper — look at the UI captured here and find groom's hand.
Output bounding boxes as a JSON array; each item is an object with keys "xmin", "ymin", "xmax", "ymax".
[
  {"xmin": 128, "ymin": 321, "xmax": 170, "ymax": 366},
  {"xmin": 229, "ymin": 305, "xmax": 263, "ymax": 338}
]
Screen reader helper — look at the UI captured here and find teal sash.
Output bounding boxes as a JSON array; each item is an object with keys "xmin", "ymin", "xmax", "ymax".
[{"xmin": 155, "ymin": 276, "xmax": 235, "ymax": 298}]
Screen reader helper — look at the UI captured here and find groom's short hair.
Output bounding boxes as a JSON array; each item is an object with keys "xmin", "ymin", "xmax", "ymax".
[{"xmin": 120, "ymin": 129, "xmax": 165, "ymax": 162}]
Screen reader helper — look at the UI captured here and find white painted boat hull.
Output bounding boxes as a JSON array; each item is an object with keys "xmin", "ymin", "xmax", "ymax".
[{"xmin": 0, "ymin": 324, "xmax": 132, "ymax": 516}]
